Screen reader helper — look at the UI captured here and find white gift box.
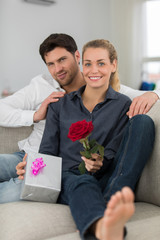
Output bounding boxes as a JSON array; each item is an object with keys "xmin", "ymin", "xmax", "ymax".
[{"xmin": 20, "ymin": 152, "xmax": 62, "ymax": 203}]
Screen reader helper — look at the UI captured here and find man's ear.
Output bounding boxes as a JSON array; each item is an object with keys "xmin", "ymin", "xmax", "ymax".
[{"xmin": 75, "ymin": 50, "xmax": 81, "ymax": 64}]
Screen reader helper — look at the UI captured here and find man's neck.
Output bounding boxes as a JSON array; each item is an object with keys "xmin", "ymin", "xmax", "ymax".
[{"xmin": 64, "ymin": 72, "xmax": 85, "ymax": 93}]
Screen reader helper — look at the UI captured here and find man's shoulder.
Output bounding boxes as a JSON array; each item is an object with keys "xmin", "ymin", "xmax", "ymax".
[{"xmin": 30, "ymin": 74, "xmax": 60, "ymax": 88}]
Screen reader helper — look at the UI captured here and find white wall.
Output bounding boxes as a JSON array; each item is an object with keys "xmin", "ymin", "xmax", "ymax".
[
  {"xmin": 0, "ymin": 0, "xmax": 144, "ymax": 95},
  {"xmin": 0, "ymin": 0, "xmax": 110, "ymax": 94}
]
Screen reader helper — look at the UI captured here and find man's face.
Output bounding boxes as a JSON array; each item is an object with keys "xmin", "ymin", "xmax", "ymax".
[{"xmin": 44, "ymin": 47, "xmax": 80, "ymax": 87}]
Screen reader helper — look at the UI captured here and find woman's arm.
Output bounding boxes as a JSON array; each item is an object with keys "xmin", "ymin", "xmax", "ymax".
[{"xmin": 39, "ymin": 103, "xmax": 60, "ymax": 156}]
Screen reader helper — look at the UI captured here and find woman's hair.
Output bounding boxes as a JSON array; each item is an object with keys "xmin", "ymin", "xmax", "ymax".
[
  {"xmin": 39, "ymin": 33, "xmax": 78, "ymax": 63},
  {"xmin": 82, "ymin": 39, "xmax": 120, "ymax": 91}
]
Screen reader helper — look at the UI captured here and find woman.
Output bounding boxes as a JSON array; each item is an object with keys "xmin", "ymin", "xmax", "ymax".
[{"xmin": 39, "ymin": 39, "xmax": 145, "ymax": 240}]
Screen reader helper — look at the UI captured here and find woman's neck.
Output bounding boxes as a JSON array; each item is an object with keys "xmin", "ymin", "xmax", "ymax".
[{"xmin": 82, "ymin": 85, "xmax": 108, "ymax": 112}]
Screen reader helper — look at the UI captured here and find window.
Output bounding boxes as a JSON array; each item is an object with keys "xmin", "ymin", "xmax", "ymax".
[{"xmin": 141, "ymin": 0, "xmax": 160, "ymax": 90}]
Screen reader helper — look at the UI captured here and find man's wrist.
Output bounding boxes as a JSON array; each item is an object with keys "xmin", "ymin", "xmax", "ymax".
[
  {"xmin": 33, "ymin": 112, "xmax": 40, "ymax": 123},
  {"xmin": 153, "ymin": 90, "xmax": 160, "ymax": 99}
]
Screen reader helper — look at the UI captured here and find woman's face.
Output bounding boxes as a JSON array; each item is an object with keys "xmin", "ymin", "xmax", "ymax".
[{"xmin": 82, "ymin": 47, "xmax": 117, "ymax": 89}]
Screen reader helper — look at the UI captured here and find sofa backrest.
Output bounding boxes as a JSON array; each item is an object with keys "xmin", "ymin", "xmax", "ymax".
[
  {"xmin": 0, "ymin": 126, "xmax": 33, "ymax": 154},
  {"xmin": 135, "ymin": 101, "xmax": 160, "ymax": 206}
]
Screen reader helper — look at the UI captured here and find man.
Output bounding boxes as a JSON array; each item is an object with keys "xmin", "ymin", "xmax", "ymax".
[{"xmin": 0, "ymin": 33, "xmax": 159, "ymax": 182}]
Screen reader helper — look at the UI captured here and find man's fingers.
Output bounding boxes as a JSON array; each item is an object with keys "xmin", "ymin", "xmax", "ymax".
[
  {"xmin": 16, "ymin": 154, "xmax": 27, "ymax": 178},
  {"xmin": 127, "ymin": 92, "xmax": 158, "ymax": 118},
  {"xmin": 18, "ymin": 175, "xmax": 24, "ymax": 180},
  {"xmin": 16, "ymin": 161, "xmax": 25, "ymax": 171},
  {"xmin": 23, "ymin": 153, "xmax": 27, "ymax": 162},
  {"xmin": 50, "ymin": 91, "xmax": 65, "ymax": 99}
]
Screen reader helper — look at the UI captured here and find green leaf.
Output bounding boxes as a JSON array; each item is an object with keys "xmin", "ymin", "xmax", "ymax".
[
  {"xmin": 90, "ymin": 144, "xmax": 99, "ymax": 154},
  {"xmin": 98, "ymin": 145, "xmax": 104, "ymax": 158},
  {"xmin": 80, "ymin": 150, "xmax": 91, "ymax": 159},
  {"xmin": 78, "ymin": 161, "xmax": 86, "ymax": 174},
  {"xmin": 89, "ymin": 139, "xmax": 96, "ymax": 148}
]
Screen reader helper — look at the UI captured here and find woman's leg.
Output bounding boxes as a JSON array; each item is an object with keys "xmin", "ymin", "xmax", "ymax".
[
  {"xmin": 95, "ymin": 187, "xmax": 134, "ymax": 240},
  {"xmin": 103, "ymin": 114, "xmax": 155, "ymax": 202},
  {"xmin": 58, "ymin": 172, "xmax": 134, "ymax": 240},
  {"xmin": 58, "ymin": 170, "xmax": 106, "ymax": 239}
]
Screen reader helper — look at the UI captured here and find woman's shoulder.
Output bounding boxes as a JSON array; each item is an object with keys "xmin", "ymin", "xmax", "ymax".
[
  {"xmin": 49, "ymin": 91, "xmax": 75, "ymax": 111},
  {"xmin": 109, "ymin": 86, "xmax": 131, "ymax": 104},
  {"xmin": 116, "ymin": 91, "xmax": 131, "ymax": 102}
]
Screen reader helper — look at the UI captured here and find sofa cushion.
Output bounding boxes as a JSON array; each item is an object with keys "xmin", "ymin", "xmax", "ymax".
[
  {"xmin": 44, "ymin": 232, "xmax": 81, "ymax": 240},
  {"xmin": 0, "ymin": 201, "xmax": 77, "ymax": 240},
  {"xmin": 126, "ymin": 202, "xmax": 160, "ymax": 240},
  {"xmin": 135, "ymin": 101, "xmax": 160, "ymax": 207}
]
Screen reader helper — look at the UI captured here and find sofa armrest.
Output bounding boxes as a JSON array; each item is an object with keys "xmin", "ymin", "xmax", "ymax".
[{"xmin": 0, "ymin": 126, "xmax": 33, "ymax": 154}]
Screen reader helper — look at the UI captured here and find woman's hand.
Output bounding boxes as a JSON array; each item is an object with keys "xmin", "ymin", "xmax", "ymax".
[
  {"xmin": 16, "ymin": 153, "xmax": 27, "ymax": 180},
  {"xmin": 81, "ymin": 153, "xmax": 103, "ymax": 173}
]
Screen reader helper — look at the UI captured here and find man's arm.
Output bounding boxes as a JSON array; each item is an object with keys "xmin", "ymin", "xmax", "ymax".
[
  {"xmin": 0, "ymin": 76, "xmax": 65, "ymax": 127},
  {"xmin": 120, "ymin": 84, "xmax": 159, "ymax": 118},
  {"xmin": 0, "ymin": 84, "xmax": 36, "ymax": 127}
]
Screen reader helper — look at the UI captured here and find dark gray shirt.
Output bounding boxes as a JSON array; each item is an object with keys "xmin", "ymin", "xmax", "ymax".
[{"xmin": 39, "ymin": 86, "xmax": 131, "ymax": 173}]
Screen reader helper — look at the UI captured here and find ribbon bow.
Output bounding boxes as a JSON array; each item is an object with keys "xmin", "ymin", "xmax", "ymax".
[{"xmin": 31, "ymin": 157, "xmax": 46, "ymax": 175}]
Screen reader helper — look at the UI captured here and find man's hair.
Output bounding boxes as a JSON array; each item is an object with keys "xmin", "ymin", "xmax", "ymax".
[
  {"xmin": 82, "ymin": 39, "xmax": 120, "ymax": 92},
  {"xmin": 39, "ymin": 33, "xmax": 78, "ymax": 63}
]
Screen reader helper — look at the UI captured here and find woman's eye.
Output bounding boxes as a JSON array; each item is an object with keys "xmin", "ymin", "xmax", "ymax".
[
  {"xmin": 99, "ymin": 62, "xmax": 105, "ymax": 66},
  {"xmin": 85, "ymin": 63, "xmax": 91, "ymax": 67}
]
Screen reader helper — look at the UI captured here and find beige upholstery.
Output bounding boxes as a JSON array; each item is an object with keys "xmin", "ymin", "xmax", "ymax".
[{"xmin": 0, "ymin": 101, "xmax": 160, "ymax": 239}]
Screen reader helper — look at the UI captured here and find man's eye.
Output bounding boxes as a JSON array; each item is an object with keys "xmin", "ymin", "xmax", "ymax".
[
  {"xmin": 47, "ymin": 63, "xmax": 54, "ymax": 67},
  {"xmin": 60, "ymin": 57, "xmax": 66, "ymax": 62}
]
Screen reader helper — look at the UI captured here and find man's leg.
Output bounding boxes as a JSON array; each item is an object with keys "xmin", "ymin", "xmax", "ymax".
[
  {"xmin": 0, "ymin": 151, "xmax": 25, "ymax": 182},
  {"xmin": 103, "ymin": 114, "xmax": 155, "ymax": 202},
  {"xmin": 0, "ymin": 177, "xmax": 22, "ymax": 203}
]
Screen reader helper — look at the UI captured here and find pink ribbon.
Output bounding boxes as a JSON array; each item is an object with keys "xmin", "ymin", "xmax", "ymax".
[{"xmin": 31, "ymin": 157, "xmax": 46, "ymax": 175}]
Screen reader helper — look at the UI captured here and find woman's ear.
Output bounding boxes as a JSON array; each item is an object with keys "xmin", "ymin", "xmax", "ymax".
[{"xmin": 111, "ymin": 59, "xmax": 117, "ymax": 73}]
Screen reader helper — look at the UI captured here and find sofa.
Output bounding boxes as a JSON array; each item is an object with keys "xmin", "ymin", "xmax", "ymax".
[{"xmin": 0, "ymin": 101, "xmax": 160, "ymax": 240}]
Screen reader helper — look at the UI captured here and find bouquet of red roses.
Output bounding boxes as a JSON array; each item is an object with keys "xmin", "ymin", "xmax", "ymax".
[{"xmin": 67, "ymin": 119, "xmax": 104, "ymax": 174}]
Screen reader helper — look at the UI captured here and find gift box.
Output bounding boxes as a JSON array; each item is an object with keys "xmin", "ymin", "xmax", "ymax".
[{"xmin": 20, "ymin": 152, "xmax": 62, "ymax": 203}]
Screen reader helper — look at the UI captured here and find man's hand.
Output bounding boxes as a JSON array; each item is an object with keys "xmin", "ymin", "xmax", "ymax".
[
  {"xmin": 33, "ymin": 91, "xmax": 65, "ymax": 122},
  {"xmin": 16, "ymin": 153, "xmax": 27, "ymax": 180},
  {"xmin": 81, "ymin": 153, "xmax": 103, "ymax": 173},
  {"xmin": 127, "ymin": 92, "xmax": 158, "ymax": 118}
]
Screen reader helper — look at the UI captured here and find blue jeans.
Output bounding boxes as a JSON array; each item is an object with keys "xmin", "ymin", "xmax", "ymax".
[
  {"xmin": 0, "ymin": 115, "xmax": 155, "ymax": 239},
  {"xmin": 0, "ymin": 151, "xmax": 25, "ymax": 182}
]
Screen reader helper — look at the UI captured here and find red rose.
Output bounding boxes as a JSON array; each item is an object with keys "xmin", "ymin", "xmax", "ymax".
[{"xmin": 67, "ymin": 120, "xmax": 94, "ymax": 142}]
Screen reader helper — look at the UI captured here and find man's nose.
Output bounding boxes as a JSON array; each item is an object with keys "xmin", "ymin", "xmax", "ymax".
[{"xmin": 55, "ymin": 63, "xmax": 63, "ymax": 73}]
